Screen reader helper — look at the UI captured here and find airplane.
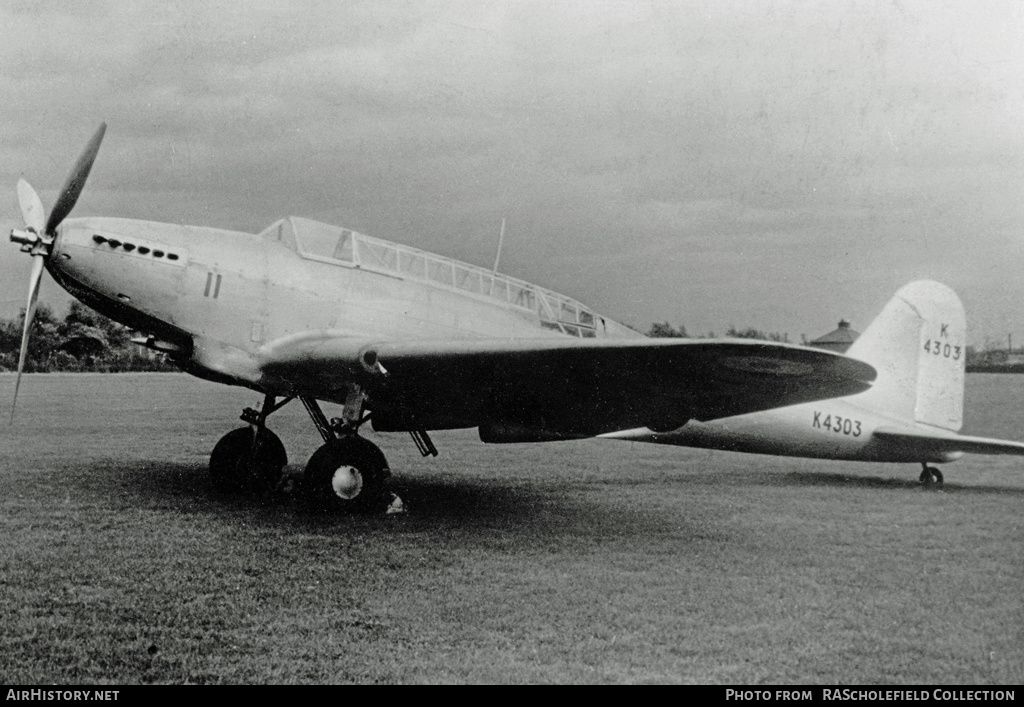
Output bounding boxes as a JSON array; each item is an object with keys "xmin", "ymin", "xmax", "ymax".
[
  {"xmin": 602, "ymin": 279, "xmax": 1024, "ymax": 484},
  {"xmin": 6, "ymin": 123, "xmax": 878, "ymax": 513}
]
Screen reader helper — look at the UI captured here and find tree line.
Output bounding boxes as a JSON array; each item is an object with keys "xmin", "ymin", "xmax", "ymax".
[
  {"xmin": 647, "ymin": 322, "xmax": 789, "ymax": 342},
  {"xmin": 0, "ymin": 302, "xmax": 176, "ymax": 373},
  {"xmin": 645, "ymin": 321, "xmax": 1002, "ymax": 370}
]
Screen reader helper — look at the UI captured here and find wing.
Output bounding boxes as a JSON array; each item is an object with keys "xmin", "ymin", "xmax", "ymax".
[
  {"xmin": 874, "ymin": 427, "xmax": 1024, "ymax": 457},
  {"xmin": 259, "ymin": 334, "xmax": 876, "ymax": 440}
]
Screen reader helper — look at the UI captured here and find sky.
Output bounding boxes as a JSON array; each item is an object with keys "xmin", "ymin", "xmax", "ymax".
[{"xmin": 1, "ymin": 1, "xmax": 1021, "ymax": 347}]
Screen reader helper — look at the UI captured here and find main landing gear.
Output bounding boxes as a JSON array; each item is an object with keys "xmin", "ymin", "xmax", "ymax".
[
  {"xmin": 208, "ymin": 387, "xmax": 406, "ymax": 514},
  {"xmin": 209, "ymin": 394, "xmax": 290, "ymax": 495},
  {"xmin": 209, "ymin": 426, "xmax": 287, "ymax": 494},
  {"xmin": 296, "ymin": 392, "xmax": 392, "ymax": 513},
  {"xmin": 919, "ymin": 463, "xmax": 944, "ymax": 486}
]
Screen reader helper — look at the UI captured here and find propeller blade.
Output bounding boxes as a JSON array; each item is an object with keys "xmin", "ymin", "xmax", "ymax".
[
  {"xmin": 10, "ymin": 255, "xmax": 46, "ymax": 423},
  {"xmin": 45, "ymin": 122, "xmax": 107, "ymax": 235},
  {"xmin": 17, "ymin": 178, "xmax": 46, "ymax": 234}
]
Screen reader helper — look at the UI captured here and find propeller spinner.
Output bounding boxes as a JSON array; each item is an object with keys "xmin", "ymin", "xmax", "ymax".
[{"xmin": 8, "ymin": 122, "xmax": 107, "ymax": 422}]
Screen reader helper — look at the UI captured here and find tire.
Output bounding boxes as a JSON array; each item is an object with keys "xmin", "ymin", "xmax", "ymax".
[
  {"xmin": 300, "ymin": 436, "xmax": 390, "ymax": 513},
  {"xmin": 209, "ymin": 427, "xmax": 287, "ymax": 494},
  {"xmin": 919, "ymin": 466, "xmax": 943, "ymax": 487}
]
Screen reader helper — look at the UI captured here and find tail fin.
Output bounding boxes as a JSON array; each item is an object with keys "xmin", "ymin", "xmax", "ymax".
[{"xmin": 845, "ymin": 280, "xmax": 965, "ymax": 431}]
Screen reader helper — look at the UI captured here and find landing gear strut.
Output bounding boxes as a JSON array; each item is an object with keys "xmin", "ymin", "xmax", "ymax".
[
  {"xmin": 297, "ymin": 389, "xmax": 393, "ymax": 513},
  {"xmin": 209, "ymin": 394, "xmax": 289, "ymax": 494},
  {"xmin": 919, "ymin": 463, "xmax": 944, "ymax": 486}
]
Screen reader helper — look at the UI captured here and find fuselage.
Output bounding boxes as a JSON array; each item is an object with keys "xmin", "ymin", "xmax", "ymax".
[
  {"xmin": 47, "ymin": 215, "xmax": 640, "ymax": 395},
  {"xmin": 602, "ymin": 398, "xmax": 964, "ymax": 464},
  {"xmin": 43, "ymin": 215, "xmax": 970, "ymax": 466}
]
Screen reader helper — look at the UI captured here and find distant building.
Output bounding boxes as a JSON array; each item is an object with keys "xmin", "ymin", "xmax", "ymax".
[{"xmin": 809, "ymin": 319, "xmax": 859, "ymax": 354}]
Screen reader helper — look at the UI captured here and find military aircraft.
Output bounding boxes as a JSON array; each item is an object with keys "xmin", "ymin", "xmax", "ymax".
[
  {"xmin": 602, "ymin": 280, "xmax": 1024, "ymax": 484},
  {"xmin": 7, "ymin": 123, "xmax": 880, "ymax": 512}
]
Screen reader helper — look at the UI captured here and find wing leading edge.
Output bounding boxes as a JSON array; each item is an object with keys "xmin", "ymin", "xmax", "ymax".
[{"xmin": 258, "ymin": 334, "xmax": 876, "ymax": 440}]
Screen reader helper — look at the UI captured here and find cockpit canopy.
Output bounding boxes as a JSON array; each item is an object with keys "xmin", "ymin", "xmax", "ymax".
[{"xmin": 259, "ymin": 216, "xmax": 599, "ymax": 337}]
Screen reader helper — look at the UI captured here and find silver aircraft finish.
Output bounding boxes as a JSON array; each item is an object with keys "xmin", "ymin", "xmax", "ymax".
[{"xmin": 9, "ymin": 124, "xmax": 884, "ymax": 512}]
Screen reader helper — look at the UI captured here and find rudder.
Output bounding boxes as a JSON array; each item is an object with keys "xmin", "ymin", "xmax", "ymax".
[{"xmin": 845, "ymin": 280, "xmax": 965, "ymax": 431}]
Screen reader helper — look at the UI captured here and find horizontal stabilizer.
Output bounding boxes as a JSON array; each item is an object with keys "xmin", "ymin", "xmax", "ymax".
[{"xmin": 874, "ymin": 427, "xmax": 1024, "ymax": 457}]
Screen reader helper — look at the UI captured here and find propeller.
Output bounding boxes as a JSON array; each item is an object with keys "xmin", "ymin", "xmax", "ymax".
[{"xmin": 9, "ymin": 123, "xmax": 107, "ymax": 422}]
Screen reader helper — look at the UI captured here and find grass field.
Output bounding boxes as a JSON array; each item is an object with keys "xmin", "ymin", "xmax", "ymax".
[{"xmin": 1, "ymin": 373, "xmax": 1022, "ymax": 684}]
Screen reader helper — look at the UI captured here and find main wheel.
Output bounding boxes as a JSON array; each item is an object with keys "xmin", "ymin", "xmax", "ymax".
[
  {"xmin": 919, "ymin": 465, "xmax": 944, "ymax": 486},
  {"xmin": 300, "ymin": 436, "xmax": 390, "ymax": 513},
  {"xmin": 210, "ymin": 427, "xmax": 287, "ymax": 494}
]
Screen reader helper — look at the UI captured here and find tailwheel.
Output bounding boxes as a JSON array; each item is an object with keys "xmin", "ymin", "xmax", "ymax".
[
  {"xmin": 301, "ymin": 436, "xmax": 391, "ymax": 513},
  {"xmin": 210, "ymin": 427, "xmax": 288, "ymax": 494},
  {"xmin": 919, "ymin": 464, "xmax": 944, "ymax": 487}
]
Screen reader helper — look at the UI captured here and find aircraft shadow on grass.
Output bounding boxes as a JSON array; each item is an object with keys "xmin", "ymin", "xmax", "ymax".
[
  {"xmin": 88, "ymin": 460, "xmax": 687, "ymax": 541},
  {"xmin": 767, "ymin": 470, "xmax": 1024, "ymax": 496}
]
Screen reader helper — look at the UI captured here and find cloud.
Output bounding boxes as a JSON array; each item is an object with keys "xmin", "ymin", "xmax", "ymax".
[{"xmin": 0, "ymin": 1, "xmax": 1021, "ymax": 343}]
